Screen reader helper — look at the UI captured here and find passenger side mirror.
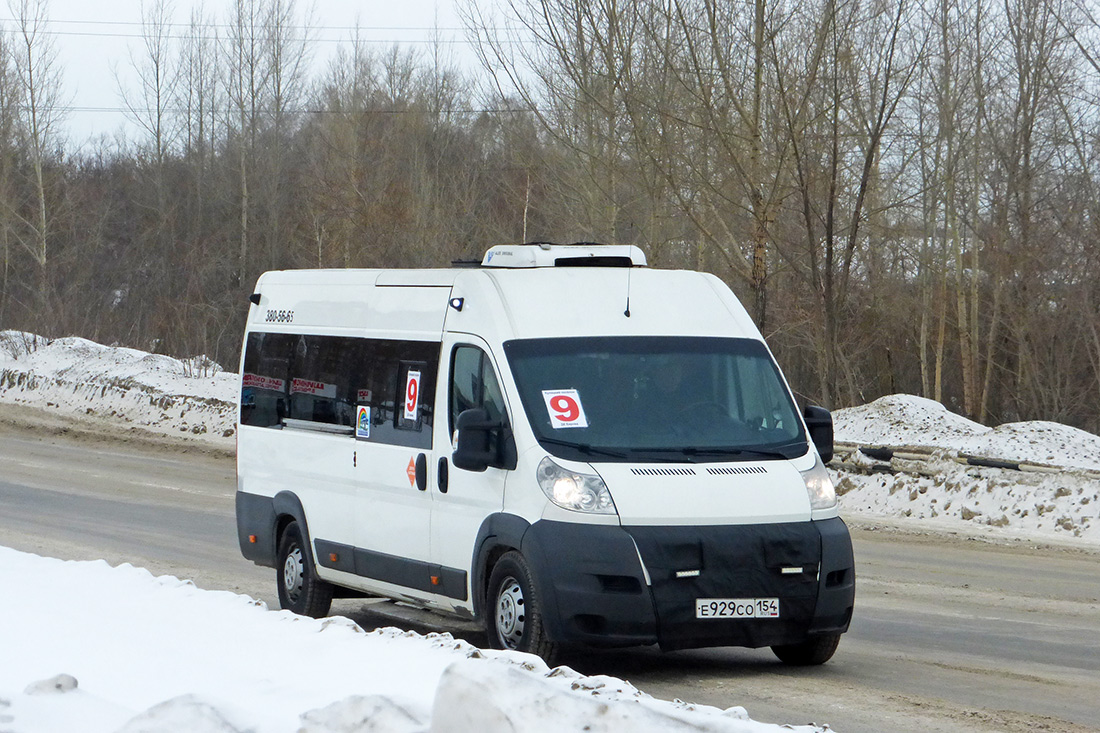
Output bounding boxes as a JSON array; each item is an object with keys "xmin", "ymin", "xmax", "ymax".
[
  {"xmin": 452, "ymin": 408, "xmax": 500, "ymax": 472},
  {"xmin": 803, "ymin": 405, "xmax": 834, "ymax": 464}
]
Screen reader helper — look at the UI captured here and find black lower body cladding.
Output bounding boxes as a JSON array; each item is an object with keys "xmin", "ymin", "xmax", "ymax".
[
  {"xmin": 522, "ymin": 517, "xmax": 855, "ymax": 650},
  {"xmin": 236, "ymin": 491, "xmax": 278, "ymax": 567}
]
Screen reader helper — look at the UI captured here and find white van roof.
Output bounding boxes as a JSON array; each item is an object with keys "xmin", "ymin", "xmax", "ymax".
[{"xmin": 481, "ymin": 243, "xmax": 646, "ymax": 268}]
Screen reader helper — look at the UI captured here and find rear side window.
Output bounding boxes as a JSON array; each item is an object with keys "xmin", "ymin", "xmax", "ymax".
[
  {"xmin": 241, "ymin": 333, "xmax": 295, "ymax": 428},
  {"xmin": 240, "ymin": 332, "xmax": 438, "ymax": 448}
]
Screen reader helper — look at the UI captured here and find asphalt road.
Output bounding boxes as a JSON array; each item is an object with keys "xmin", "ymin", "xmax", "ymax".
[{"xmin": 1, "ymin": 410, "xmax": 1098, "ymax": 732}]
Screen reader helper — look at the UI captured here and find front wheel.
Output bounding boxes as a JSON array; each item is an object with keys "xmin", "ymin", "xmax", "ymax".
[
  {"xmin": 771, "ymin": 633, "xmax": 841, "ymax": 665},
  {"xmin": 485, "ymin": 551, "xmax": 558, "ymax": 664},
  {"xmin": 276, "ymin": 520, "xmax": 333, "ymax": 618}
]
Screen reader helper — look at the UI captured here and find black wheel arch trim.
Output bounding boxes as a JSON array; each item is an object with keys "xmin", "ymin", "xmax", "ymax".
[
  {"xmin": 471, "ymin": 513, "xmax": 531, "ymax": 619},
  {"xmin": 272, "ymin": 491, "xmax": 318, "ymax": 570}
]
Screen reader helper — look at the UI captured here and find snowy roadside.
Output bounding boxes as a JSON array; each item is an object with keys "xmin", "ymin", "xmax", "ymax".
[
  {"xmin": 0, "ymin": 331, "xmax": 238, "ymax": 448},
  {"xmin": 0, "ymin": 547, "xmax": 821, "ymax": 733},
  {"xmin": 831, "ymin": 395, "xmax": 1100, "ymax": 546}
]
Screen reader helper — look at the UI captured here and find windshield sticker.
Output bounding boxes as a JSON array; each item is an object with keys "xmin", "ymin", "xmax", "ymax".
[
  {"xmin": 542, "ymin": 389, "xmax": 588, "ymax": 429},
  {"xmin": 356, "ymin": 405, "xmax": 371, "ymax": 439},
  {"xmin": 404, "ymin": 370, "xmax": 421, "ymax": 421}
]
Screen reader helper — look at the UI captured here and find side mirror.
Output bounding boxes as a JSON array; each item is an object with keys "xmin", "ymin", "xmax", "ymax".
[
  {"xmin": 452, "ymin": 408, "xmax": 498, "ymax": 472},
  {"xmin": 803, "ymin": 405, "xmax": 834, "ymax": 464}
]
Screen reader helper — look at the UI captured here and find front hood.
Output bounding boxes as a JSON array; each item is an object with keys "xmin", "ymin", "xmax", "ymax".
[{"xmin": 593, "ymin": 461, "xmax": 811, "ymax": 526}]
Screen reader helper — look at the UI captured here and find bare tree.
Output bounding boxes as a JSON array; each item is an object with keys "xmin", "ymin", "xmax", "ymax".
[
  {"xmin": 225, "ymin": 0, "xmax": 272, "ymax": 288},
  {"xmin": 8, "ymin": 0, "xmax": 65, "ymax": 321},
  {"xmin": 0, "ymin": 27, "xmax": 18, "ymax": 324}
]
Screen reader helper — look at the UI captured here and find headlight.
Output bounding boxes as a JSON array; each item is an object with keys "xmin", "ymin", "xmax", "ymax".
[
  {"xmin": 536, "ymin": 457, "xmax": 616, "ymax": 514},
  {"xmin": 801, "ymin": 455, "xmax": 837, "ymax": 510}
]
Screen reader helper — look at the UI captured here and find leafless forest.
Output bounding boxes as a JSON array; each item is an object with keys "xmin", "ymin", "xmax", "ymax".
[{"xmin": 0, "ymin": 0, "xmax": 1099, "ymax": 431}]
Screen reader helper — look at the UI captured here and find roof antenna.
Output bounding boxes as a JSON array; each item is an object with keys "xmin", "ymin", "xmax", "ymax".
[{"xmin": 624, "ymin": 265, "xmax": 632, "ymax": 317}]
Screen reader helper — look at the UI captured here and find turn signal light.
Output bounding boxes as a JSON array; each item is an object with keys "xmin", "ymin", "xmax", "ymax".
[{"xmin": 248, "ymin": 535, "xmax": 257, "ymax": 544}]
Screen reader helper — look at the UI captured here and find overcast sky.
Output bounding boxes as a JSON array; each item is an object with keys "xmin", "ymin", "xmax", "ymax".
[{"xmin": 14, "ymin": 0, "xmax": 475, "ymax": 146}]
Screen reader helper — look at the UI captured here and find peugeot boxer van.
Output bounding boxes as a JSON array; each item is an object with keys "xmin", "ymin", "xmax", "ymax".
[{"xmin": 235, "ymin": 243, "xmax": 854, "ymax": 664}]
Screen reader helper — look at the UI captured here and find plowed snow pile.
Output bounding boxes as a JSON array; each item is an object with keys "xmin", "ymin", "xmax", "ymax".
[
  {"xmin": 833, "ymin": 394, "xmax": 1100, "ymax": 470},
  {"xmin": 833, "ymin": 395, "xmax": 1100, "ymax": 543},
  {"xmin": 0, "ymin": 331, "xmax": 237, "ymax": 442}
]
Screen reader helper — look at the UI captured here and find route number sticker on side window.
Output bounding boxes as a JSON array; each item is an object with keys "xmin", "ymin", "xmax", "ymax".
[
  {"xmin": 541, "ymin": 389, "xmax": 588, "ymax": 429},
  {"xmin": 404, "ymin": 370, "xmax": 421, "ymax": 421}
]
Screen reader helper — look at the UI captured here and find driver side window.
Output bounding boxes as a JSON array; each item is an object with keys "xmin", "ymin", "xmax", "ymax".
[{"xmin": 450, "ymin": 345, "xmax": 507, "ymax": 435}]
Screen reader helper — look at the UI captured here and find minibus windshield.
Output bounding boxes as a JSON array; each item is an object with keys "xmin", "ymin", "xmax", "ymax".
[{"xmin": 503, "ymin": 336, "xmax": 808, "ymax": 463}]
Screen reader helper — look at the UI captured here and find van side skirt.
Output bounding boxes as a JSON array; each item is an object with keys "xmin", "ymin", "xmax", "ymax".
[{"xmin": 314, "ymin": 540, "xmax": 468, "ymax": 602}]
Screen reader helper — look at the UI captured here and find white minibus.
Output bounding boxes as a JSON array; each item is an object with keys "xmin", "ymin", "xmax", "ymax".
[{"xmin": 236, "ymin": 243, "xmax": 854, "ymax": 664}]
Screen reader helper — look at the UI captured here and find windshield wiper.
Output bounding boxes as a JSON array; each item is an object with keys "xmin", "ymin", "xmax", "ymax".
[{"xmin": 536, "ymin": 437, "xmax": 629, "ymax": 459}]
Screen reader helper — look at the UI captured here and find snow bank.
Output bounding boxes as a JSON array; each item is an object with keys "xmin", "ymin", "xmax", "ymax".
[
  {"xmin": 0, "ymin": 547, "xmax": 821, "ymax": 733},
  {"xmin": 834, "ymin": 394, "xmax": 1100, "ymax": 471},
  {"xmin": 832, "ymin": 394, "xmax": 1100, "ymax": 544},
  {"xmin": 0, "ymin": 331, "xmax": 237, "ymax": 442}
]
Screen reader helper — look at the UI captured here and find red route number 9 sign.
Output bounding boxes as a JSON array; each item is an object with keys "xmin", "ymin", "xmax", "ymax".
[
  {"xmin": 541, "ymin": 389, "xmax": 588, "ymax": 429},
  {"xmin": 404, "ymin": 370, "xmax": 421, "ymax": 421}
]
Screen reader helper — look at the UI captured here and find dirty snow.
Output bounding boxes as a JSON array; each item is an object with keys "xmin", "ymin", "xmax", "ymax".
[
  {"xmin": 833, "ymin": 393, "xmax": 1100, "ymax": 471},
  {"xmin": 832, "ymin": 394, "xmax": 1100, "ymax": 544}
]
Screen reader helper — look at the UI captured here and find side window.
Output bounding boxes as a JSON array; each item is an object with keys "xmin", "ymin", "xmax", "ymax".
[
  {"xmin": 240, "ymin": 333, "xmax": 294, "ymax": 427},
  {"xmin": 356, "ymin": 340, "xmax": 439, "ymax": 449},
  {"xmin": 241, "ymin": 333, "xmax": 438, "ymax": 447},
  {"xmin": 289, "ymin": 335, "xmax": 355, "ymax": 427},
  {"xmin": 450, "ymin": 345, "xmax": 507, "ymax": 434}
]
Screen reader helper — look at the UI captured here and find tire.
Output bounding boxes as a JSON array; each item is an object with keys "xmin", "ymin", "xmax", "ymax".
[
  {"xmin": 771, "ymin": 633, "xmax": 841, "ymax": 665},
  {"xmin": 485, "ymin": 551, "xmax": 559, "ymax": 664},
  {"xmin": 276, "ymin": 520, "xmax": 334, "ymax": 618}
]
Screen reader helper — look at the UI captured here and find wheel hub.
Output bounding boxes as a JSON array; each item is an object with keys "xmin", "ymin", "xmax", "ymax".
[
  {"xmin": 283, "ymin": 546, "xmax": 304, "ymax": 601},
  {"xmin": 495, "ymin": 578, "xmax": 525, "ymax": 649}
]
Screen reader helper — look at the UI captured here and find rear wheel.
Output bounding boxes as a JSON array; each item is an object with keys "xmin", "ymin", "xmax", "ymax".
[
  {"xmin": 485, "ymin": 551, "xmax": 558, "ymax": 664},
  {"xmin": 276, "ymin": 520, "xmax": 333, "ymax": 618},
  {"xmin": 771, "ymin": 633, "xmax": 841, "ymax": 665}
]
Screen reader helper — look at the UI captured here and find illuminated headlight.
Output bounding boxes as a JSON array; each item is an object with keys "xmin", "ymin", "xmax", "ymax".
[
  {"xmin": 536, "ymin": 457, "xmax": 616, "ymax": 514},
  {"xmin": 801, "ymin": 455, "xmax": 837, "ymax": 510}
]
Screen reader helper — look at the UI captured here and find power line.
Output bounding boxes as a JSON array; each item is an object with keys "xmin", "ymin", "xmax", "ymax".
[
  {"xmin": 48, "ymin": 104, "xmax": 535, "ymax": 116},
  {"xmin": 0, "ymin": 26, "xmax": 475, "ymax": 45},
  {"xmin": 0, "ymin": 17, "xmax": 477, "ymax": 32}
]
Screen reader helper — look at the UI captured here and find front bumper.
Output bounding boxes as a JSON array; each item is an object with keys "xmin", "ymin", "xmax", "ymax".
[{"xmin": 521, "ymin": 517, "xmax": 855, "ymax": 650}]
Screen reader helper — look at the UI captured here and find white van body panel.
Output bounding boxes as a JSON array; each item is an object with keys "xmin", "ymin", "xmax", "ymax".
[
  {"xmin": 451, "ymin": 268, "xmax": 760, "ymax": 341},
  {"xmin": 237, "ymin": 427, "xmax": 358, "ymax": 543},
  {"xmin": 592, "ymin": 462, "xmax": 812, "ymax": 527},
  {"xmin": 251, "ymin": 269, "xmax": 454, "ymax": 337}
]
